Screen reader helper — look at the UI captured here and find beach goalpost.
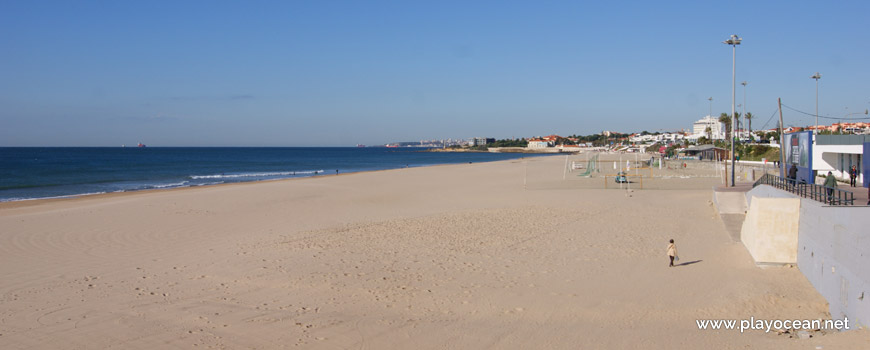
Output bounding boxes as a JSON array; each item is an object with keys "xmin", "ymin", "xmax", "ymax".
[
  {"xmin": 627, "ymin": 167, "xmax": 654, "ymax": 178},
  {"xmin": 569, "ymin": 153, "xmax": 599, "ymax": 177},
  {"xmin": 603, "ymin": 174, "xmax": 644, "ymax": 189}
]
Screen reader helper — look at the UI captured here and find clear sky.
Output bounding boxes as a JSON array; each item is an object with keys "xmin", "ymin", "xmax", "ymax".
[{"xmin": 1, "ymin": 1, "xmax": 868, "ymax": 146}]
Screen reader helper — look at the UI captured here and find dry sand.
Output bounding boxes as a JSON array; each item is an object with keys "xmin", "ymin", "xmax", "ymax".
[{"xmin": 1, "ymin": 155, "xmax": 867, "ymax": 349}]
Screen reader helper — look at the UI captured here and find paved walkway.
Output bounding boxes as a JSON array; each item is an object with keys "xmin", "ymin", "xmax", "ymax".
[{"xmin": 840, "ymin": 183, "xmax": 869, "ymax": 206}]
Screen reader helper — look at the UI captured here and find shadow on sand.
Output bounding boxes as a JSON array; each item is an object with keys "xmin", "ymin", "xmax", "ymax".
[{"xmin": 676, "ymin": 260, "xmax": 703, "ymax": 267}]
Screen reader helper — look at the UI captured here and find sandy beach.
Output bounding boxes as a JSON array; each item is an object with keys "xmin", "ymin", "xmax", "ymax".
[{"xmin": 1, "ymin": 155, "xmax": 867, "ymax": 349}]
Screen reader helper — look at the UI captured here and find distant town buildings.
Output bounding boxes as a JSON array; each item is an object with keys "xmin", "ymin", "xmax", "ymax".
[
  {"xmin": 807, "ymin": 122, "xmax": 870, "ymax": 135},
  {"xmin": 469, "ymin": 137, "xmax": 496, "ymax": 147},
  {"xmin": 384, "ymin": 117, "xmax": 867, "ymax": 151},
  {"xmin": 628, "ymin": 132, "xmax": 686, "ymax": 144}
]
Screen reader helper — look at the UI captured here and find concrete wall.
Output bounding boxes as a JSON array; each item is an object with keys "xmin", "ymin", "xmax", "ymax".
[
  {"xmin": 796, "ymin": 199, "xmax": 870, "ymax": 327},
  {"xmin": 747, "ymin": 185, "xmax": 870, "ymax": 328},
  {"xmin": 740, "ymin": 197, "xmax": 800, "ymax": 264}
]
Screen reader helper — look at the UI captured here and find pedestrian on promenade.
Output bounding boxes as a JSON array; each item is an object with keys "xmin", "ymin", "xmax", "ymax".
[
  {"xmin": 849, "ymin": 165, "xmax": 857, "ymax": 187},
  {"xmin": 667, "ymin": 239, "xmax": 678, "ymax": 267},
  {"xmin": 788, "ymin": 164, "xmax": 798, "ymax": 187},
  {"xmin": 824, "ymin": 171, "xmax": 838, "ymax": 203}
]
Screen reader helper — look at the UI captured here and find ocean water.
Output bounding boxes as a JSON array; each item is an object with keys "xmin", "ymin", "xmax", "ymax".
[{"xmin": 0, "ymin": 147, "xmax": 549, "ymax": 202}]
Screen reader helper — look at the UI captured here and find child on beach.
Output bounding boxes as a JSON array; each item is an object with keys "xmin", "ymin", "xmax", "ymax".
[{"xmin": 668, "ymin": 239, "xmax": 678, "ymax": 267}]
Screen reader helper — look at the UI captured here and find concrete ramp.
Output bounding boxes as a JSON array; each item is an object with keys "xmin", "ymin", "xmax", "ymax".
[
  {"xmin": 740, "ymin": 196, "xmax": 800, "ymax": 265},
  {"xmin": 712, "ymin": 184, "xmax": 752, "ymax": 242},
  {"xmin": 712, "ymin": 184, "xmax": 753, "ymax": 215}
]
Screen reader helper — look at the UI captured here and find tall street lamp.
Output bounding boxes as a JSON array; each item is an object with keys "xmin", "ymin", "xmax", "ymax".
[
  {"xmin": 708, "ymin": 97, "xmax": 713, "ymax": 119},
  {"xmin": 811, "ymin": 72, "xmax": 822, "ymax": 134},
  {"xmin": 741, "ymin": 81, "xmax": 747, "ymax": 140},
  {"xmin": 707, "ymin": 97, "xmax": 714, "ymax": 140},
  {"xmin": 724, "ymin": 34, "xmax": 741, "ymax": 186}
]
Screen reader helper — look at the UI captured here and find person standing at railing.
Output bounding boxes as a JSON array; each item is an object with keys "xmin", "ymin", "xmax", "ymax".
[
  {"xmin": 824, "ymin": 171, "xmax": 838, "ymax": 202},
  {"xmin": 788, "ymin": 164, "xmax": 798, "ymax": 188}
]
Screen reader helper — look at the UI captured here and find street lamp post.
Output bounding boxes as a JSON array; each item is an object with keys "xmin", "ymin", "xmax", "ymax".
[
  {"xmin": 707, "ymin": 97, "xmax": 714, "ymax": 138},
  {"xmin": 708, "ymin": 97, "xmax": 713, "ymax": 119},
  {"xmin": 723, "ymin": 34, "xmax": 741, "ymax": 187},
  {"xmin": 741, "ymin": 81, "xmax": 747, "ymax": 140},
  {"xmin": 811, "ymin": 72, "xmax": 821, "ymax": 134}
]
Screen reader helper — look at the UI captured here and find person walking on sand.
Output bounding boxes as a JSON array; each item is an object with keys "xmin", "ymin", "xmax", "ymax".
[{"xmin": 667, "ymin": 239, "xmax": 678, "ymax": 267}]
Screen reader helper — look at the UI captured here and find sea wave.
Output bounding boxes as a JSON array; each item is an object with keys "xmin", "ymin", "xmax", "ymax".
[
  {"xmin": 189, "ymin": 170, "xmax": 324, "ymax": 179},
  {"xmin": 146, "ymin": 181, "xmax": 191, "ymax": 189},
  {"xmin": 192, "ymin": 181, "xmax": 225, "ymax": 187},
  {"xmin": 0, "ymin": 191, "xmax": 109, "ymax": 202}
]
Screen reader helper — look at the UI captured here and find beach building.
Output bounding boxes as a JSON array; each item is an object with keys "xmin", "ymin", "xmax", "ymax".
[
  {"xmin": 812, "ymin": 134, "xmax": 868, "ymax": 185},
  {"xmin": 682, "ymin": 144, "xmax": 727, "ymax": 161}
]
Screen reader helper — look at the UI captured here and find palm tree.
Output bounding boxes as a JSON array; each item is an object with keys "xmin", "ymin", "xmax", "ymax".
[
  {"xmin": 719, "ymin": 113, "xmax": 732, "ymax": 140},
  {"xmin": 744, "ymin": 112, "xmax": 754, "ymax": 140},
  {"xmin": 705, "ymin": 126, "xmax": 712, "ymax": 140}
]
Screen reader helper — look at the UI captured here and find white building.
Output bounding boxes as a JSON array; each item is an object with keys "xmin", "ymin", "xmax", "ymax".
[
  {"xmin": 812, "ymin": 134, "xmax": 866, "ymax": 185},
  {"xmin": 691, "ymin": 116, "xmax": 725, "ymax": 140},
  {"xmin": 527, "ymin": 139, "xmax": 549, "ymax": 149}
]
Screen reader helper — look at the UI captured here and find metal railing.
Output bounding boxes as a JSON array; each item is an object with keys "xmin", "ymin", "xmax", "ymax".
[{"xmin": 753, "ymin": 173, "xmax": 855, "ymax": 206}]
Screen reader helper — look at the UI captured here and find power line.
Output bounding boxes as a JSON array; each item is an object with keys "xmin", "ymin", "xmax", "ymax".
[
  {"xmin": 781, "ymin": 103, "xmax": 870, "ymax": 120},
  {"xmin": 759, "ymin": 108, "xmax": 781, "ymax": 131}
]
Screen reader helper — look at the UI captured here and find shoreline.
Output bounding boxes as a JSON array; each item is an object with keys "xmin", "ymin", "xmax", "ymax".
[
  {"xmin": 0, "ymin": 153, "xmax": 561, "ymax": 209},
  {"xmin": 0, "ymin": 156, "xmax": 549, "ymax": 210}
]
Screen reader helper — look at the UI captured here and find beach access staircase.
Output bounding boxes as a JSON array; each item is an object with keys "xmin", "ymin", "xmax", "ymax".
[{"xmin": 753, "ymin": 173, "xmax": 855, "ymax": 206}]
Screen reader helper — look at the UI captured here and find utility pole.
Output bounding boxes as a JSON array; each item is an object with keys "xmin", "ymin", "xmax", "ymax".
[
  {"xmin": 811, "ymin": 72, "xmax": 821, "ymax": 134},
  {"xmin": 778, "ymin": 98, "xmax": 785, "ymax": 177}
]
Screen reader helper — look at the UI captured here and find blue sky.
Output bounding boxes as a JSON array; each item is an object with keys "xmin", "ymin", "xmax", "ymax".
[{"xmin": 1, "ymin": 1, "xmax": 869, "ymax": 146}]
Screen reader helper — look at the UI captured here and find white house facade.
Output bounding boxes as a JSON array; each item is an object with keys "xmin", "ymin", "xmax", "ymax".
[{"xmin": 692, "ymin": 116, "xmax": 725, "ymax": 140}]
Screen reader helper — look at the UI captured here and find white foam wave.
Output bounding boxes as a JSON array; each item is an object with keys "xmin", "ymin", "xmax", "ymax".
[
  {"xmin": 190, "ymin": 170, "xmax": 324, "ymax": 179},
  {"xmin": 193, "ymin": 181, "xmax": 225, "ymax": 187},
  {"xmin": 0, "ymin": 191, "xmax": 109, "ymax": 202},
  {"xmin": 148, "ymin": 181, "xmax": 190, "ymax": 189}
]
